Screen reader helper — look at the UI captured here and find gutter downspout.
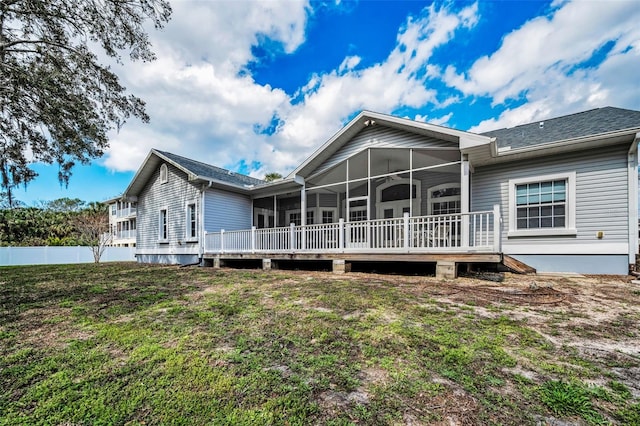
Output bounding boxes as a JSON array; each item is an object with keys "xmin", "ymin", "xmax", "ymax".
[{"xmin": 628, "ymin": 133, "xmax": 640, "ymax": 271}]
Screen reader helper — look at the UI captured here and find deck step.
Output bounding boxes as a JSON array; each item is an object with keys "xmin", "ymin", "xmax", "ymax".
[{"xmin": 502, "ymin": 255, "xmax": 536, "ymax": 274}]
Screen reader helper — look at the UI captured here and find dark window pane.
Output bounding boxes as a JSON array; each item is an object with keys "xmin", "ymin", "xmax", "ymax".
[{"xmin": 517, "ymin": 219, "xmax": 528, "ymax": 229}]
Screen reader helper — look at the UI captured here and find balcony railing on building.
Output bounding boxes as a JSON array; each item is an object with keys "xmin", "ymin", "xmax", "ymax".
[
  {"xmin": 204, "ymin": 207, "xmax": 501, "ymax": 255},
  {"xmin": 114, "ymin": 230, "xmax": 136, "ymax": 240},
  {"xmin": 116, "ymin": 207, "xmax": 137, "ymax": 218}
]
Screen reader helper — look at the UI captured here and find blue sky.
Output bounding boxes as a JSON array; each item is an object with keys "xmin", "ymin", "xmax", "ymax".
[{"xmin": 15, "ymin": 0, "xmax": 640, "ymax": 205}]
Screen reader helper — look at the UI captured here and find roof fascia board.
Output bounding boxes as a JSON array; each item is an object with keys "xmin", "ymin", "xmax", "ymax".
[
  {"xmin": 250, "ymin": 179, "xmax": 305, "ymax": 198},
  {"xmin": 288, "ymin": 111, "xmax": 368, "ymax": 178},
  {"xmin": 492, "ymin": 127, "xmax": 640, "ymax": 160},
  {"xmin": 191, "ymin": 176, "xmax": 255, "ymax": 194},
  {"xmin": 122, "ymin": 150, "xmax": 157, "ymax": 198}
]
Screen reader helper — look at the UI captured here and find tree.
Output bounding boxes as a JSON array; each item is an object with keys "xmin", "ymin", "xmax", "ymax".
[
  {"xmin": 0, "ymin": 0, "xmax": 172, "ymax": 207},
  {"xmin": 75, "ymin": 201, "xmax": 111, "ymax": 262},
  {"xmin": 264, "ymin": 172, "xmax": 283, "ymax": 182},
  {"xmin": 42, "ymin": 197, "xmax": 86, "ymax": 212}
]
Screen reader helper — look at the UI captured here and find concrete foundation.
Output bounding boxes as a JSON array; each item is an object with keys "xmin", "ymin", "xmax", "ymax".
[
  {"xmin": 213, "ymin": 257, "xmax": 221, "ymax": 268},
  {"xmin": 262, "ymin": 258, "xmax": 272, "ymax": 270},
  {"xmin": 332, "ymin": 259, "xmax": 351, "ymax": 274},
  {"xmin": 436, "ymin": 261, "xmax": 456, "ymax": 279}
]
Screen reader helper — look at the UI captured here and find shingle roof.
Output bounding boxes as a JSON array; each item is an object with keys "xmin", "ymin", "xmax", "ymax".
[
  {"xmin": 155, "ymin": 150, "xmax": 264, "ymax": 187},
  {"xmin": 480, "ymin": 106, "xmax": 640, "ymax": 149}
]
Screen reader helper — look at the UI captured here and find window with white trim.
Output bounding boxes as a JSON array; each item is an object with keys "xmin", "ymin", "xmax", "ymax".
[
  {"xmin": 321, "ymin": 210, "xmax": 335, "ymax": 224},
  {"xmin": 515, "ymin": 180, "xmax": 565, "ymax": 229},
  {"xmin": 508, "ymin": 172, "xmax": 576, "ymax": 237},
  {"xmin": 289, "ymin": 212, "xmax": 301, "ymax": 226},
  {"xmin": 159, "ymin": 208, "xmax": 168, "ymax": 242},
  {"xmin": 427, "ymin": 183, "xmax": 460, "ymax": 215},
  {"xmin": 159, "ymin": 164, "xmax": 168, "ymax": 184},
  {"xmin": 186, "ymin": 203, "xmax": 197, "ymax": 240}
]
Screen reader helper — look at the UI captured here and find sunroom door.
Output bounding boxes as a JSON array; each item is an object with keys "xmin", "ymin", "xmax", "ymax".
[{"xmin": 346, "ymin": 197, "xmax": 369, "ymax": 249}]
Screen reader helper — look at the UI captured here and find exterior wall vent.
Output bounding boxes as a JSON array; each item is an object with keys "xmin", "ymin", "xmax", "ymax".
[{"xmin": 539, "ymin": 121, "xmax": 544, "ymax": 129}]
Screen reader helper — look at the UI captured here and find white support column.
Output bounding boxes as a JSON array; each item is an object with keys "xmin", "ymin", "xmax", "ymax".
[
  {"xmin": 367, "ymin": 149, "xmax": 371, "ymax": 220},
  {"xmin": 403, "ymin": 212, "xmax": 410, "ymax": 250},
  {"xmin": 301, "ymin": 182, "xmax": 306, "ymax": 250},
  {"xmin": 273, "ymin": 195, "xmax": 277, "ymax": 228},
  {"xmin": 220, "ymin": 229, "xmax": 225, "ymax": 253},
  {"xmin": 409, "ymin": 149, "xmax": 413, "ymax": 218},
  {"xmin": 251, "ymin": 226, "xmax": 256, "ymax": 254},
  {"xmin": 461, "ymin": 154, "xmax": 470, "ymax": 248},
  {"xmin": 346, "ymin": 159, "xmax": 350, "ymax": 220},
  {"xmin": 339, "ymin": 218, "xmax": 345, "ymax": 251},
  {"xmin": 493, "ymin": 204, "xmax": 502, "ymax": 253},
  {"xmin": 290, "ymin": 223, "xmax": 295, "ymax": 253}
]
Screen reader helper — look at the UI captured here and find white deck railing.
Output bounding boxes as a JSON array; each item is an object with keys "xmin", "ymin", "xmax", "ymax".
[{"xmin": 204, "ymin": 205, "xmax": 501, "ymax": 254}]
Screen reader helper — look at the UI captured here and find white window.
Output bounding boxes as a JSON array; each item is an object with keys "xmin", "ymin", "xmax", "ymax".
[
  {"xmin": 186, "ymin": 203, "xmax": 197, "ymax": 240},
  {"xmin": 285, "ymin": 209, "xmax": 317, "ymax": 226},
  {"xmin": 427, "ymin": 183, "xmax": 460, "ymax": 215},
  {"xmin": 288, "ymin": 212, "xmax": 301, "ymax": 226},
  {"xmin": 376, "ymin": 179, "xmax": 421, "ymax": 219},
  {"xmin": 159, "ymin": 208, "xmax": 168, "ymax": 242},
  {"xmin": 159, "ymin": 164, "xmax": 168, "ymax": 184},
  {"xmin": 508, "ymin": 172, "xmax": 576, "ymax": 237},
  {"xmin": 321, "ymin": 209, "xmax": 336, "ymax": 224}
]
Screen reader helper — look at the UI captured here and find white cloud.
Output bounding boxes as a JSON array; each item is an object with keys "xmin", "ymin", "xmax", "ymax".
[
  {"xmin": 269, "ymin": 3, "xmax": 480, "ymax": 166},
  {"xmin": 105, "ymin": 1, "xmax": 481, "ymax": 177},
  {"xmin": 453, "ymin": 0, "xmax": 640, "ymax": 133},
  {"xmin": 415, "ymin": 112, "xmax": 453, "ymax": 126},
  {"xmin": 105, "ymin": 1, "xmax": 310, "ymax": 173}
]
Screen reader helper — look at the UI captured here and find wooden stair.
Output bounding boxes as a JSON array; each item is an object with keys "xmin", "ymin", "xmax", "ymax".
[{"xmin": 502, "ymin": 255, "xmax": 536, "ymax": 274}]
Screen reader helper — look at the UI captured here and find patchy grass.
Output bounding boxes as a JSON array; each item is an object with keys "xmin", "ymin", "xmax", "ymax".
[{"xmin": 1, "ymin": 263, "xmax": 639, "ymax": 425}]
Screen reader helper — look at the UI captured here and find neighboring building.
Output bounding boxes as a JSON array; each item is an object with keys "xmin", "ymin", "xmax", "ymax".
[
  {"xmin": 105, "ymin": 197, "xmax": 137, "ymax": 247},
  {"xmin": 121, "ymin": 106, "xmax": 640, "ymax": 275}
]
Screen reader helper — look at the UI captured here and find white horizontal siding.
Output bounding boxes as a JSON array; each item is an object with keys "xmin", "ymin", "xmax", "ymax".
[
  {"xmin": 204, "ymin": 188, "xmax": 252, "ymax": 232},
  {"xmin": 137, "ymin": 163, "xmax": 200, "ymax": 252},
  {"xmin": 471, "ymin": 145, "xmax": 629, "ymax": 251}
]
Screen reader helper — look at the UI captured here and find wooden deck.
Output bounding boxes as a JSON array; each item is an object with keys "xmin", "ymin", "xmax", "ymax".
[
  {"xmin": 202, "ymin": 210, "xmax": 504, "ymax": 278},
  {"xmin": 202, "ymin": 252, "xmax": 503, "ymax": 279}
]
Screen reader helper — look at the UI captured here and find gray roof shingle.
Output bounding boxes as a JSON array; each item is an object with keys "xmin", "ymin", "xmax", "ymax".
[
  {"xmin": 480, "ymin": 106, "xmax": 640, "ymax": 149},
  {"xmin": 155, "ymin": 150, "xmax": 264, "ymax": 187}
]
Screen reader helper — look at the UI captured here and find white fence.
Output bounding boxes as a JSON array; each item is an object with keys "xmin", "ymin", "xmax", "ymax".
[
  {"xmin": 0, "ymin": 246, "xmax": 136, "ymax": 266},
  {"xmin": 205, "ymin": 207, "xmax": 501, "ymax": 255}
]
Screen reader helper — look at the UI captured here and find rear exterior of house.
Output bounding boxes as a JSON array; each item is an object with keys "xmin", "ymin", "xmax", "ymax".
[
  {"xmin": 123, "ymin": 150, "xmax": 260, "ymax": 265},
  {"xmin": 122, "ymin": 107, "xmax": 640, "ymax": 275}
]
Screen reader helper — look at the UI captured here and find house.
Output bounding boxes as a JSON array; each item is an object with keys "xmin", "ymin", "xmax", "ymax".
[
  {"xmin": 105, "ymin": 197, "xmax": 137, "ymax": 247},
  {"xmin": 122, "ymin": 106, "xmax": 640, "ymax": 276}
]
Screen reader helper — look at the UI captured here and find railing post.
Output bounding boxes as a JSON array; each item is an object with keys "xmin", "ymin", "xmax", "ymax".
[
  {"xmin": 302, "ymin": 225, "xmax": 306, "ymax": 251},
  {"xmin": 493, "ymin": 204, "xmax": 502, "ymax": 253},
  {"xmin": 220, "ymin": 229, "xmax": 225, "ymax": 254},
  {"xmin": 403, "ymin": 212, "xmax": 410, "ymax": 250},
  {"xmin": 290, "ymin": 223, "xmax": 295, "ymax": 253},
  {"xmin": 339, "ymin": 218, "xmax": 345, "ymax": 252},
  {"xmin": 251, "ymin": 226, "xmax": 256, "ymax": 254},
  {"xmin": 461, "ymin": 213, "xmax": 469, "ymax": 248}
]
